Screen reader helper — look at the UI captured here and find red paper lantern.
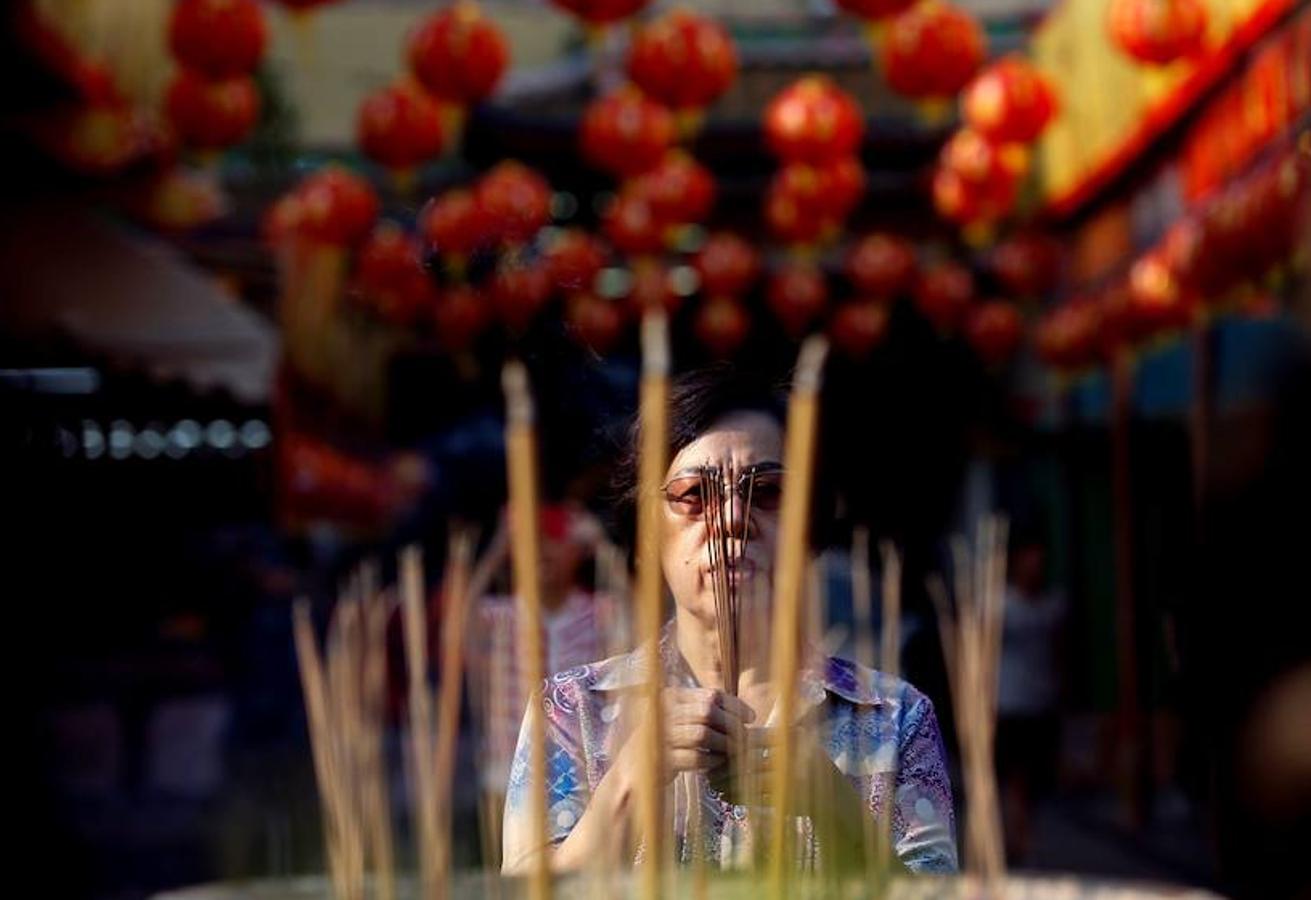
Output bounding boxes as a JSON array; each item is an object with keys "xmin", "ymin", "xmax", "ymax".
[
  {"xmin": 933, "ymin": 166, "xmax": 1018, "ymax": 228},
  {"xmin": 913, "ymin": 261, "xmax": 974, "ymax": 332},
  {"xmin": 296, "ymin": 166, "xmax": 380, "ymax": 246},
  {"xmin": 1126, "ymin": 250, "xmax": 1193, "ymax": 335},
  {"xmin": 693, "ymin": 232, "xmax": 760, "ymax": 299},
  {"xmin": 765, "ymin": 157, "xmax": 866, "ymax": 246},
  {"xmin": 830, "ymin": 300, "xmax": 890, "ymax": 359},
  {"xmin": 603, "ymin": 190, "xmax": 667, "ymax": 256},
  {"xmin": 1108, "ymin": 0, "xmax": 1208, "ymax": 66},
  {"xmin": 990, "ymin": 232, "xmax": 1062, "ymax": 299},
  {"xmin": 629, "ymin": 151, "xmax": 716, "ymax": 226},
  {"xmin": 165, "ymin": 69, "xmax": 260, "ymax": 151},
  {"xmin": 420, "ymin": 188, "xmax": 492, "ymax": 260},
  {"xmin": 765, "ymin": 177, "xmax": 830, "ymax": 247},
  {"xmin": 1035, "ymin": 298, "xmax": 1102, "ymax": 371},
  {"xmin": 544, "ymin": 229, "xmax": 607, "ymax": 293},
  {"xmin": 767, "ymin": 265, "xmax": 829, "ymax": 337},
  {"xmin": 567, "ymin": 292, "xmax": 627, "ymax": 353},
  {"xmin": 169, "ymin": 0, "xmax": 267, "ymax": 79},
  {"xmin": 489, "ymin": 258, "xmax": 553, "ymax": 331},
  {"xmin": 834, "ymin": 0, "xmax": 918, "ymax": 21},
  {"xmin": 962, "ymin": 56, "xmax": 1058, "ymax": 145},
  {"xmin": 353, "ymin": 223, "xmax": 438, "ymax": 327},
  {"xmin": 408, "ymin": 2, "xmax": 509, "ymax": 106},
  {"xmin": 884, "ymin": 2, "xmax": 987, "ymax": 101},
  {"xmin": 695, "ymin": 297, "xmax": 751, "ymax": 357},
  {"xmin": 763, "ymin": 76, "xmax": 864, "ymax": 165},
  {"xmin": 357, "ymin": 82, "xmax": 445, "ymax": 172},
  {"xmin": 845, "ymin": 233, "xmax": 917, "ymax": 300},
  {"xmin": 433, "ymin": 284, "xmax": 490, "ymax": 351},
  {"xmin": 477, "ymin": 161, "xmax": 553, "ymax": 246},
  {"xmin": 933, "ymin": 130, "xmax": 1028, "ymax": 226},
  {"xmin": 941, "ymin": 129, "xmax": 1029, "ymax": 191},
  {"xmin": 966, "ymin": 300, "xmax": 1024, "ymax": 365},
  {"xmin": 580, "ymin": 86, "xmax": 676, "ymax": 179},
  {"xmin": 627, "ymin": 9, "xmax": 737, "ymax": 112},
  {"xmin": 548, "ymin": 0, "xmax": 651, "ymax": 27}
]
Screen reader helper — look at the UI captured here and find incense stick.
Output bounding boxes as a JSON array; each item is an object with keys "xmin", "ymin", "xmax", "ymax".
[
  {"xmin": 360, "ymin": 577, "xmax": 396, "ymax": 900},
  {"xmin": 434, "ymin": 528, "xmax": 476, "ymax": 892},
  {"xmin": 502, "ymin": 360, "xmax": 552, "ymax": 900},
  {"xmin": 634, "ymin": 311, "xmax": 670, "ymax": 894},
  {"xmin": 400, "ymin": 546, "xmax": 441, "ymax": 900},
  {"xmin": 767, "ymin": 336, "xmax": 829, "ymax": 898}
]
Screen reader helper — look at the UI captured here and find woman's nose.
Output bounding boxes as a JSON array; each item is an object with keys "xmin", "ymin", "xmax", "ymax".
[{"xmin": 721, "ymin": 488, "xmax": 752, "ymax": 538}]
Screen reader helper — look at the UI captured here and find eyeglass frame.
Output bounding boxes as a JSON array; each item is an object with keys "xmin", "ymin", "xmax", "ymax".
[{"xmin": 660, "ymin": 462, "xmax": 785, "ymax": 518}]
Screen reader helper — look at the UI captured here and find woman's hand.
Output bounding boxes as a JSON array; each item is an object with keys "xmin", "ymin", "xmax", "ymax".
[{"xmin": 658, "ymin": 686, "xmax": 756, "ymax": 779}]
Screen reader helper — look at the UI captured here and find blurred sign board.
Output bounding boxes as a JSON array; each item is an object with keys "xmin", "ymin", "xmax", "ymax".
[{"xmin": 1033, "ymin": 0, "xmax": 1296, "ymax": 218}]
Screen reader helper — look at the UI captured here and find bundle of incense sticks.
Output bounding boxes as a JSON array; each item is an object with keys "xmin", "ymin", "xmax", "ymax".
[
  {"xmin": 293, "ymin": 581, "xmax": 392, "ymax": 900},
  {"xmin": 700, "ymin": 461, "xmax": 754, "ymax": 697},
  {"xmin": 929, "ymin": 515, "xmax": 1009, "ymax": 889},
  {"xmin": 292, "ymin": 532, "xmax": 477, "ymax": 900}
]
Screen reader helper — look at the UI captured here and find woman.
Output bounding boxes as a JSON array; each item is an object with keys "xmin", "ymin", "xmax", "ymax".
[{"xmin": 501, "ymin": 367, "xmax": 957, "ymax": 875}]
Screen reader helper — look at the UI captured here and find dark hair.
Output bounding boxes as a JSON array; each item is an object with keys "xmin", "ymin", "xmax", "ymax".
[{"xmin": 609, "ymin": 363, "xmax": 787, "ymax": 551}]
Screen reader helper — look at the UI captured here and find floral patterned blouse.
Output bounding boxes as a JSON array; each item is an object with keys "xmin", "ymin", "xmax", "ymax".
[{"xmin": 502, "ymin": 623, "xmax": 958, "ymax": 874}]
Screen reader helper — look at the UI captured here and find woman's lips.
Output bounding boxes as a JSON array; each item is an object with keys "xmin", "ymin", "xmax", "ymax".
[{"xmin": 705, "ymin": 558, "xmax": 758, "ymax": 582}]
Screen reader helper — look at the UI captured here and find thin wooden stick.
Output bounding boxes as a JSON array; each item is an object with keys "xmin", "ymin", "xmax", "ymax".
[
  {"xmin": 400, "ymin": 546, "xmax": 440, "ymax": 900},
  {"xmin": 361, "ymin": 581, "xmax": 396, "ymax": 900},
  {"xmin": 434, "ymin": 527, "xmax": 476, "ymax": 889},
  {"xmin": 293, "ymin": 600, "xmax": 348, "ymax": 898},
  {"xmin": 767, "ymin": 336, "xmax": 829, "ymax": 899},
  {"xmin": 633, "ymin": 312, "xmax": 670, "ymax": 894},
  {"xmin": 502, "ymin": 360, "xmax": 552, "ymax": 900}
]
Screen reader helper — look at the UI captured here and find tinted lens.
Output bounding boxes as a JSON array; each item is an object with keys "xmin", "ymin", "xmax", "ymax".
[
  {"xmin": 664, "ymin": 476, "xmax": 704, "ymax": 516},
  {"xmin": 746, "ymin": 471, "xmax": 784, "ymax": 511}
]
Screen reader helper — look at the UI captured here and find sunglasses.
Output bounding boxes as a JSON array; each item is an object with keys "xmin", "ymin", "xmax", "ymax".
[{"xmin": 662, "ymin": 463, "xmax": 785, "ymax": 518}]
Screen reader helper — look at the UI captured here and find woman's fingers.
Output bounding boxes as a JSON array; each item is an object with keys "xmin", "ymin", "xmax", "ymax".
[
  {"xmin": 668, "ymin": 722, "xmax": 729, "ymax": 753},
  {"xmin": 668, "ymin": 748, "xmax": 726, "ymax": 772}
]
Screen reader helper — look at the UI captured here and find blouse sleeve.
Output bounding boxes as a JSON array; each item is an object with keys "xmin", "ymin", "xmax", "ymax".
[
  {"xmin": 893, "ymin": 693, "xmax": 959, "ymax": 873},
  {"xmin": 500, "ymin": 678, "xmax": 590, "ymax": 873}
]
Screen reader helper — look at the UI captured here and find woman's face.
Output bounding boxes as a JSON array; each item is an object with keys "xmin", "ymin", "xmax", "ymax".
[{"xmin": 659, "ymin": 411, "xmax": 783, "ymax": 629}]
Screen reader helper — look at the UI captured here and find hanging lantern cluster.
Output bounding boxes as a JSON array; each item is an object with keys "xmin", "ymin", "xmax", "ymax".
[
  {"xmin": 166, "ymin": 0, "xmax": 267, "ymax": 153},
  {"xmin": 692, "ymin": 233, "xmax": 759, "ymax": 357},
  {"xmin": 762, "ymin": 76, "xmax": 867, "ymax": 253},
  {"xmin": 356, "ymin": 1, "xmax": 508, "ymax": 181},
  {"xmin": 1116, "ymin": 144, "xmax": 1309, "ymax": 342},
  {"xmin": 1108, "ymin": 0, "xmax": 1209, "ymax": 66},
  {"xmin": 933, "ymin": 55, "xmax": 1058, "ymax": 239}
]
